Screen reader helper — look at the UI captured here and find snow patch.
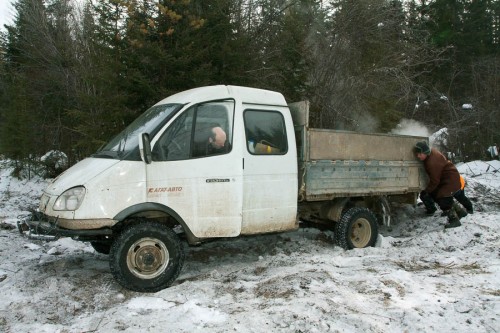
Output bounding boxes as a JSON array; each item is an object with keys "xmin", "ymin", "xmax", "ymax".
[
  {"xmin": 127, "ymin": 296, "xmax": 176, "ymax": 310},
  {"xmin": 0, "ymin": 159, "xmax": 498, "ymax": 332}
]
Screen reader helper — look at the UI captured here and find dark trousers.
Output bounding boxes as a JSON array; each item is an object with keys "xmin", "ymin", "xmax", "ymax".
[
  {"xmin": 420, "ymin": 191, "xmax": 453, "ymax": 212},
  {"xmin": 454, "ymin": 189, "xmax": 473, "ymax": 211},
  {"xmin": 420, "ymin": 189, "xmax": 472, "ymax": 213}
]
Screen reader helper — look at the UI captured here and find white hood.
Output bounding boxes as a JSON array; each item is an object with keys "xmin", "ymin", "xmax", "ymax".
[{"xmin": 44, "ymin": 158, "xmax": 120, "ymax": 195}]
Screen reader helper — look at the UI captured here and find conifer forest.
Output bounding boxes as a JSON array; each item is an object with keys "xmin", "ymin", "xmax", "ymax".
[{"xmin": 0, "ymin": 0, "xmax": 499, "ymax": 171}]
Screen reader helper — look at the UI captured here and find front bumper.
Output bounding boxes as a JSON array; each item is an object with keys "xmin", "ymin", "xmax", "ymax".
[{"xmin": 18, "ymin": 211, "xmax": 113, "ymax": 241}]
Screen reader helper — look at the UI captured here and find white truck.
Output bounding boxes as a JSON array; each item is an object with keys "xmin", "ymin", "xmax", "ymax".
[{"xmin": 19, "ymin": 85, "xmax": 427, "ymax": 292}]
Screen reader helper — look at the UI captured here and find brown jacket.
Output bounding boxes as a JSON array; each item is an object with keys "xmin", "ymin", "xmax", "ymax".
[{"xmin": 423, "ymin": 148, "xmax": 461, "ymax": 198}]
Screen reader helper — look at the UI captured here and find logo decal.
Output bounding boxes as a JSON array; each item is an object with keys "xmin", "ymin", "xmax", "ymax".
[
  {"xmin": 206, "ymin": 179, "xmax": 230, "ymax": 183},
  {"xmin": 148, "ymin": 187, "xmax": 183, "ymax": 193}
]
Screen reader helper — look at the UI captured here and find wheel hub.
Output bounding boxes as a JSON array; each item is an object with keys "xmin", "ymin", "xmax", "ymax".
[
  {"xmin": 138, "ymin": 249, "xmax": 157, "ymax": 268},
  {"xmin": 350, "ymin": 218, "xmax": 372, "ymax": 247},
  {"xmin": 127, "ymin": 238, "xmax": 169, "ymax": 279}
]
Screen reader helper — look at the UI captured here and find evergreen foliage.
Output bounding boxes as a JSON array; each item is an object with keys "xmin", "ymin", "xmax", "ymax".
[{"xmin": 0, "ymin": 0, "xmax": 499, "ymax": 169}]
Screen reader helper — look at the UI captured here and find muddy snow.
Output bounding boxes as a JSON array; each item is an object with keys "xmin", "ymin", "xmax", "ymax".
[{"xmin": 0, "ymin": 160, "xmax": 499, "ymax": 333}]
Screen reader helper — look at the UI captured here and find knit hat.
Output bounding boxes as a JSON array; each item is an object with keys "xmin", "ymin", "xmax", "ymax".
[{"xmin": 414, "ymin": 141, "xmax": 431, "ymax": 155}]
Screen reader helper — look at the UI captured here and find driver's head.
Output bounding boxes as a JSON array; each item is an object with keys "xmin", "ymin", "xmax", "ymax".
[{"xmin": 209, "ymin": 126, "xmax": 226, "ymax": 148}]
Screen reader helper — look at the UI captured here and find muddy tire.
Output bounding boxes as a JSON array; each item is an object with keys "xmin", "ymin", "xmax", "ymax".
[
  {"xmin": 90, "ymin": 241, "xmax": 112, "ymax": 255},
  {"xmin": 109, "ymin": 221, "xmax": 185, "ymax": 292},
  {"xmin": 335, "ymin": 207, "xmax": 378, "ymax": 250}
]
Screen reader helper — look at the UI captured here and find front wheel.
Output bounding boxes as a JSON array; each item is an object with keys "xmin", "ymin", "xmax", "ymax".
[
  {"xmin": 109, "ymin": 221, "xmax": 185, "ymax": 292},
  {"xmin": 335, "ymin": 207, "xmax": 378, "ymax": 250}
]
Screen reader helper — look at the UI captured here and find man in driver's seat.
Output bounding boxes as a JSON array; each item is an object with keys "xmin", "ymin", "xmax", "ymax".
[{"xmin": 193, "ymin": 125, "xmax": 228, "ymax": 157}]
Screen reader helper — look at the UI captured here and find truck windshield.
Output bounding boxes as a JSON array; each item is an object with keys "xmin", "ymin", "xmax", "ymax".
[{"xmin": 94, "ymin": 103, "xmax": 183, "ymax": 159}]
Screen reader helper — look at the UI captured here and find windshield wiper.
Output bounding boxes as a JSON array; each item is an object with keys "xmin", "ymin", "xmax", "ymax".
[
  {"xmin": 118, "ymin": 135, "xmax": 129, "ymax": 158},
  {"xmin": 92, "ymin": 152, "xmax": 117, "ymax": 159}
]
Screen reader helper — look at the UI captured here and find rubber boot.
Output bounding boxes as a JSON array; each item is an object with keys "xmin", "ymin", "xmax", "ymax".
[
  {"xmin": 426, "ymin": 206, "xmax": 437, "ymax": 215},
  {"xmin": 444, "ymin": 209, "xmax": 461, "ymax": 229},
  {"xmin": 453, "ymin": 202, "xmax": 468, "ymax": 219},
  {"xmin": 420, "ymin": 191, "xmax": 437, "ymax": 215}
]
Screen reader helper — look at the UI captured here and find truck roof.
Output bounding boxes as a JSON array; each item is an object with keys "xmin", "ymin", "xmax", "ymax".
[{"xmin": 154, "ymin": 85, "xmax": 288, "ymax": 107}]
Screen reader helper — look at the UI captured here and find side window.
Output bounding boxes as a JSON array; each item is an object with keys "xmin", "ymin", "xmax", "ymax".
[
  {"xmin": 152, "ymin": 100, "xmax": 234, "ymax": 161},
  {"xmin": 152, "ymin": 109, "xmax": 194, "ymax": 161},
  {"xmin": 244, "ymin": 110, "xmax": 288, "ymax": 155},
  {"xmin": 192, "ymin": 101, "xmax": 233, "ymax": 158}
]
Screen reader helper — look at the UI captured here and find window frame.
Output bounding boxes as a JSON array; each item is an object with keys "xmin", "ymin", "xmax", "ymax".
[
  {"xmin": 152, "ymin": 99, "xmax": 235, "ymax": 161},
  {"xmin": 243, "ymin": 109, "xmax": 288, "ymax": 156}
]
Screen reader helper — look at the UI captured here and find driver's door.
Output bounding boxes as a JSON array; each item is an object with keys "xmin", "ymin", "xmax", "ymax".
[{"xmin": 146, "ymin": 101, "xmax": 242, "ymax": 238}]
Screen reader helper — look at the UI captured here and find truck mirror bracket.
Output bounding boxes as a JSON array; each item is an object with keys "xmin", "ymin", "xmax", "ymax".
[{"xmin": 140, "ymin": 133, "xmax": 152, "ymax": 164}]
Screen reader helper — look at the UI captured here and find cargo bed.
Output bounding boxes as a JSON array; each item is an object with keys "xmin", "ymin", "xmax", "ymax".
[{"xmin": 289, "ymin": 101, "xmax": 427, "ymax": 202}]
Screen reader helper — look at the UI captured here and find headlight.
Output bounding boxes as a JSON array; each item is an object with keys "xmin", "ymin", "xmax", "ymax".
[{"xmin": 53, "ymin": 186, "xmax": 86, "ymax": 211}]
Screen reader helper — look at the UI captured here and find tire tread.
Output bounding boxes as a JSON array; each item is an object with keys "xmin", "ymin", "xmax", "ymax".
[
  {"xmin": 335, "ymin": 207, "xmax": 378, "ymax": 250},
  {"xmin": 109, "ymin": 220, "xmax": 185, "ymax": 292}
]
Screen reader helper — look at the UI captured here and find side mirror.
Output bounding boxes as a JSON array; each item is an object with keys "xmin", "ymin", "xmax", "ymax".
[{"xmin": 139, "ymin": 133, "xmax": 152, "ymax": 164}]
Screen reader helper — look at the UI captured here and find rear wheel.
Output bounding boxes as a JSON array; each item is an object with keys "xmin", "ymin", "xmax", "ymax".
[
  {"xmin": 109, "ymin": 221, "xmax": 185, "ymax": 292},
  {"xmin": 335, "ymin": 207, "xmax": 378, "ymax": 249}
]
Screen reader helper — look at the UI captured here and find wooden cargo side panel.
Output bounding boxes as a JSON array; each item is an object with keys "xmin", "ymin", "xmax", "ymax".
[
  {"xmin": 303, "ymin": 160, "xmax": 425, "ymax": 201},
  {"xmin": 308, "ymin": 129, "xmax": 424, "ymax": 161}
]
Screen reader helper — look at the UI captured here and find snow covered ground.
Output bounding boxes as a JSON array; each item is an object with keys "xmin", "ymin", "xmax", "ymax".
[{"xmin": 0, "ymin": 159, "xmax": 499, "ymax": 333}]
